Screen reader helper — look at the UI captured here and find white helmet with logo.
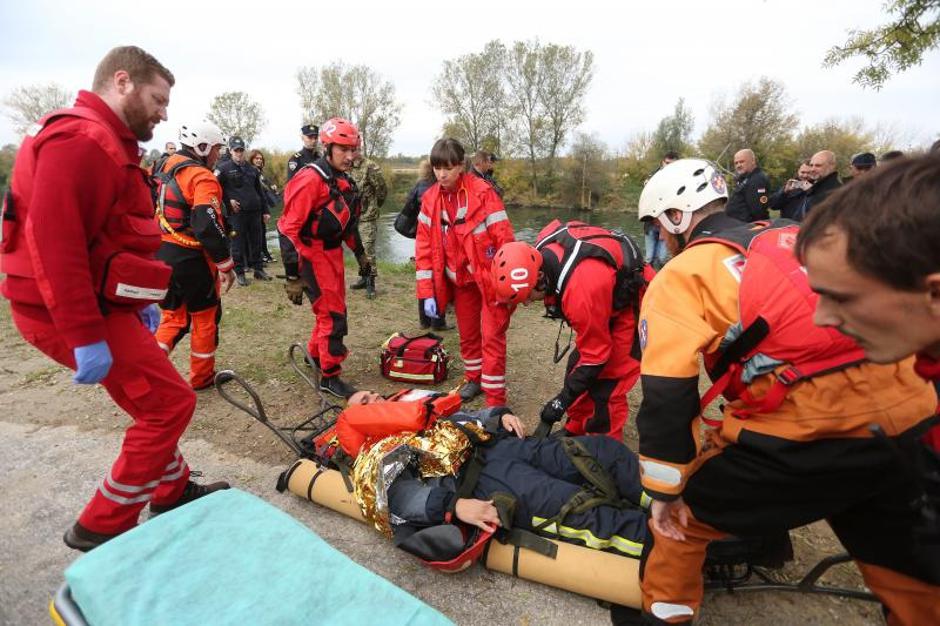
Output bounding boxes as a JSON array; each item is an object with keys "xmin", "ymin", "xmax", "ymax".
[
  {"xmin": 178, "ymin": 122, "xmax": 226, "ymax": 158},
  {"xmin": 638, "ymin": 158, "xmax": 728, "ymax": 235}
]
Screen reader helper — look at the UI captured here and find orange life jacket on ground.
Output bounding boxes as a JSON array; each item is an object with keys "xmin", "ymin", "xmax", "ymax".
[{"xmin": 336, "ymin": 390, "xmax": 463, "ymax": 457}]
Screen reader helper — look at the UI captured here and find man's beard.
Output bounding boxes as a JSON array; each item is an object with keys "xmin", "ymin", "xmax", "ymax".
[{"xmin": 123, "ymin": 92, "xmax": 156, "ymax": 141}]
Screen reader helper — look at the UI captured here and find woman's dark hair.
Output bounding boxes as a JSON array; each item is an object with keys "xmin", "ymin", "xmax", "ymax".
[
  {"xmin": 429, "ymin": 138, "xmax": 465, "ymax": 168},
  {"xmin": 248, "ymin": 149, "xmax": 265, "ymax": 169},
  {"xmin": 796, "ymin": 154, "xmax": 940, "ymax": 291}
]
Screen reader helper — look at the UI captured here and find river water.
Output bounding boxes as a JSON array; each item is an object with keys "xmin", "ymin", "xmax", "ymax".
[
  {"xmin": 266, "ymin": 207, "xmax": 643, "ymax": 264},
  {"xmin": 369, "ymin": 207, "xmax": 643, "ymax": 264}
]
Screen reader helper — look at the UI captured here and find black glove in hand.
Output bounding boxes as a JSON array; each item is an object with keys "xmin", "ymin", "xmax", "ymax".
[
  {"xmin": 284, "ymin": 277, "xmax": 304, "ymax": 306},
  {"xmin": 540, "ymin": 396, "xmax": 567, "ymax": 424}
]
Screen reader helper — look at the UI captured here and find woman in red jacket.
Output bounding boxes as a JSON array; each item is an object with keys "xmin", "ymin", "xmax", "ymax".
[{"xmin": 415, "ymin": 139, "xmax": 515, "ymax": 405}]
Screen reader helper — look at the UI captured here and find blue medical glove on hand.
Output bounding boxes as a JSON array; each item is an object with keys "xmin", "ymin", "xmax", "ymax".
[
  {"xmin": 139, "ymin": 304, "xmax": 161, "ymax": 334},
  {"xmin": 423, "ymin": 298, "xmax": 439, "ymax": 319},
  {"xmin": 73, "ymin": 341, "xmax": 113, "ymax": 384}
]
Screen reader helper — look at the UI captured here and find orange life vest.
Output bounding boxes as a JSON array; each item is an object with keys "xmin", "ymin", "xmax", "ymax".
[{"xmin": 336, "ymin": 390, "xmax": 463, "ymax": 457}]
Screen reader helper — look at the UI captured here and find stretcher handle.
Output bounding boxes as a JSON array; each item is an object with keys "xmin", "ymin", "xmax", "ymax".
[
  {"xmin": 288, "ymin": 342, "xmax": 332, "ymax": 412},
  {"xmin": 214, "ymin": 370, "xmax": 269, "ymax": 424}
]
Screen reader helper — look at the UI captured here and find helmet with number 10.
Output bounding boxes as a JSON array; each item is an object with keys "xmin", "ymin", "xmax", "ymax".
[{"xmin": 492, "ymin": 242, "xmax": 543, "ymax": 304}]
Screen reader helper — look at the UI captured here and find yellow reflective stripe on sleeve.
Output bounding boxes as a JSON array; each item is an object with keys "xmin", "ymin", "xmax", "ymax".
[{"xmin": 531, "ymin": 516, "xmax": 643, "ymax": 557}]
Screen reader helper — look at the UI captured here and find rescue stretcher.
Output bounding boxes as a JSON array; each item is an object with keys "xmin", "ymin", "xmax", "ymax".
[{"xmin": 212, "ymin": 343, "xmax": 878, "ymax": 611}]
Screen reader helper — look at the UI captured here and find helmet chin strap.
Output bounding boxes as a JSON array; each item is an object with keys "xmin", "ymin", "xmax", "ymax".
[{"xmin": 657, "ymin": 211, "xmax": 693, "ymax": 251}]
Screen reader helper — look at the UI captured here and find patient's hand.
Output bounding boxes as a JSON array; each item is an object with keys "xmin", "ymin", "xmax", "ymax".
[
  {"xmin": 455, "ymin": 498, "xmax": 501, "ymax": 532},
  {"xmin": 500, "ymin": 413, "xmax": 525, "ymax": 438}
]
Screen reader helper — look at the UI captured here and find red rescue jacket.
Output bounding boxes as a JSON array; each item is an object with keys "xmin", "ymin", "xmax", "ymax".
[
  {"xmin": 278, "ymin": 158, "xmax": 363, "ymax": 258},
  {"xmin": 415, "ymin": 173, "xmax": 514, "ymax": 309},
  {"xmin": 1, "ymin": 92, "xmax": 170, "ymax": 347},
  {"xmin": 691, "ymin": 220, "xmax": 867, "ymax": 423}
]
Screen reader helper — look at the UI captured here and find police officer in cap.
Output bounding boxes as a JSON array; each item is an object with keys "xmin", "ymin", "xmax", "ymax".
[{"xmin": 287, "ymin": 124, "xmax": 320, "ymax": 181}]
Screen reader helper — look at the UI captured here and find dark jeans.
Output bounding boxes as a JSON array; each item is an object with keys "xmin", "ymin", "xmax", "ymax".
[{"xmin": 231, "ymin": 211, "xmax": 264, "ymax": 274}]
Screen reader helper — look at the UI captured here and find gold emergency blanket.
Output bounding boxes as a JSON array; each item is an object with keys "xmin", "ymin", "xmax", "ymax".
[{"xmin": 352, "ymin": 420, "xmax": 490, "ymax": 537}]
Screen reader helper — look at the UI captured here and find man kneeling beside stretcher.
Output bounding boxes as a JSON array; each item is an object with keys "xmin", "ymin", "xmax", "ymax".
[{"xmin": 343, "ymin": 389, "xmax": 650, "ymax": 570}]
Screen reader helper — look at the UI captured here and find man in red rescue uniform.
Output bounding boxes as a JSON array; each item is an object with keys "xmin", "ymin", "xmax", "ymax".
[
  {"xmin": 0, "ymin": 46, "xmax": 229, "ymax": 551},
  {"xmin": 279, "ymin": 117, "xmax": 369, "ymax": 399},
  {"xmin": 415, "ymin": 138, "xmax": 515, "ymax": 405},
  {"xmin": 491, "ymin": 229, "xmax": 653, "ymax": 440},
  {"xmin": 614, "ymin": 158, "xmax": 938, "ymax": 625},
  {"xmin": 153, "ymin": 122, "xmax": 236, "ymax": 390}
]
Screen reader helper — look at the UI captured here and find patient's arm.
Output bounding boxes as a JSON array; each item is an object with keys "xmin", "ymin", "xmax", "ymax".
[{"xmin": 455, "ymin": 498, "xmax": 501, "ymax": 532}]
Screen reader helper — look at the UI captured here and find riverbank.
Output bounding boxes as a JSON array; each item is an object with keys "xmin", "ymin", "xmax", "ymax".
[{"xmin": 0, "ymin": 260, "xmax": 882, "ymax": 625}]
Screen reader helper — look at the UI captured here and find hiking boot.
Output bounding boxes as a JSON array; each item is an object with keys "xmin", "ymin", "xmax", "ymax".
[
  {"xmin": 365, "ymin": 276, "xmax": 376, "ymax": 299},
  {"xmin": 63, "ymin": 522, "xmax": 121, "ymax": 552},
  {"xmin": 253, "ymin": 269, "xmax": 273, "ymax": 281},
  {"xmin": 350, "ymin": 276, "xmax": 367, "ymax": 289},
  {"xmin": 150, "ymin": 479, "xmax": 231, "ymax": 514},
  {"xmin": 431, "ymin": 319, "xmax": 455, "ymax": 331},
  {"xmin": 319, "ymin": 375, "xmax": 358, "ymax": 399},
  {"xmin": 610, "ymin": 604, "xmax": 647, "ymax": 625},
  {"xmin": 459, "ymin": 379, "xmax": 483, "ymax": 402},
  {"xmin": 236, "ymin": 273, "xmax": 249, "ymax": 287}
]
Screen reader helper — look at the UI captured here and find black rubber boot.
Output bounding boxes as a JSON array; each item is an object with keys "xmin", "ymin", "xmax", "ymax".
[
  {"xmin": 63, "ymin": 522, "xmax": 121, "ymax": 552},
  {"xmin": 150, "ymin": 479, "xmax": 231, "ymax": 514},
  {"xmin": 458, "ymin": 379, "xmax": 483, "ymax": 402},
  {"xmin": 350, "ymin": 276, "xmax": 367, "ymax": 289},
  {"xmin": 236, "ymin": 273, "xmax": 249, "ymax": 287},
  {"xmin": 253, "ymin": 269, "xmax": 273, "ymax": 281},
  {"xmin": 319, "ymin": 375, "xmax": 358, "ymax": 399},
  {"xmin": 365, "ymin": 275, "xmax": 376, "ymax": 299}
]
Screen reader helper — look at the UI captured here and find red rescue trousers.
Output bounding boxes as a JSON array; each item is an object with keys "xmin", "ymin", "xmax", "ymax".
[
  {"xmin": 565, "ymin": 311, "xmax": 640, "ymax": 440},
  {"xmin": 12, "ymin": 307, "xmax": 194, "ymax": 534},
  {"xmin": 155, "ymin": 254, "xmax": 221, "ymax": 390},
  {"xmin": 452, "ymin": 281, "xmax": 510, "ymax": 406},
  {"xmin": 300, "ymin": 241, "xmax": 348, "ymax": 377}
]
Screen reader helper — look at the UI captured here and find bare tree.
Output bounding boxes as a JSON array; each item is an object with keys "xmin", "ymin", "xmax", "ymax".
[
  {"xmin": 431, "ymin": 40, "xmax": 506, "ymax": 153},
  {"xmin": 537, "ymin": 43, "xmax": 594, "ymax": 165},
  {"xmin": 206, "ymin": 91, "xmax": 266, "ymax": 145},
  {"xmin": 3, "ymin": 83, "xmax": 72, "ymax": 136},
  {"xmin": 505, "ymin": 40, "xmax": 549, "ymax": 195},
  {"xmin": 295, "ymin": 67, "xmax": 319, "ymax": 124},
  {"xmin": 301, "ymin": 62, "xmax": 402, "ymax": 159}
]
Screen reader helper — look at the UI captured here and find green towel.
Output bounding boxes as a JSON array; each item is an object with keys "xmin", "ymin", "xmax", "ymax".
[{"xmin": 65, "ymin": 489, "xmax": 452, "ymax": 626}]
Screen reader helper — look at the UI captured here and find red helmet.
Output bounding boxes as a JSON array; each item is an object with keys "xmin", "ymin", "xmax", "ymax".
[
  {"xmin": 492, "ymin": 242, "xmax": 543, "ymax": 304},
  {"xmin": 319, "ymin": 117, "xmax": 360, "ymax": 147}
]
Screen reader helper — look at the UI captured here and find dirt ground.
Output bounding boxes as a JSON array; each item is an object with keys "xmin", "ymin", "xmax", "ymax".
[{"xmin": 0, "ymin": 257, "xmax": 884, "ymax": 625}]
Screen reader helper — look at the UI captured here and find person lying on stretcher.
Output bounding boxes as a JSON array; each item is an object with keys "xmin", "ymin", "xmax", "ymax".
[{"xmin": 341, "ymin": 389, "xmax": 650, "ymax": 571}]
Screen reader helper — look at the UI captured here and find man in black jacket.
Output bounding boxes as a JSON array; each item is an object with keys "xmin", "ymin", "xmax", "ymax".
[
  {"xmin": 214, "ymin": 136, "xmax": 271, "ymax": 285},
  {"xmin": 790, "ymin": 150, "xmax": 842, "ymax": 222},
  {"xmin": 725, "ymin": 149, "xmax": 770, "ymax": 222},
  {"xmin": 769, "ymin": 160, "xmax": 812, "ymax": 220}
]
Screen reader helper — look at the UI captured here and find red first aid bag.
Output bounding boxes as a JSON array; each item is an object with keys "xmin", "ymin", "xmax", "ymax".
[{"xmin": 380, "ymin": 332, "xmax": 449, "ymax": 385}]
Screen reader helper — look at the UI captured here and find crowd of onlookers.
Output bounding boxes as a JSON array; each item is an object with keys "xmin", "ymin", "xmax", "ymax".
[{"xmin": 643, "ymin": 143, "xmax": 940, "ymax": 269}]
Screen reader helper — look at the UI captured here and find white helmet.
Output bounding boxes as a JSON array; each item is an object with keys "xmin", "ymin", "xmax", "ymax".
[
  {"xmin": 638, "ymin": 158, "xmax": 728, "ymax": 235},
  {"xmin": 178, "ymin": 122, "xmax": 226, "ymax": 158}
]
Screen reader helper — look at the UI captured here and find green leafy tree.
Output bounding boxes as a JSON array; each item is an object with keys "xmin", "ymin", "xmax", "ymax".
[
  {"xmin": 0, "ymin": 143, "xmax": 18, "ymax": 192},
  {"xmin": 825, "ymin": 0, "xmax": 940, "ymax": 89},
  {"xmin": 3, "ymin": 83, "xmax": 72, "ymax": 136},
  {"xmin": 650, "ymin": 98, "xmax": 695, "ymax": 161},
  {"xmin": 206, "ymin": 91, "xmax": 266, "ymax": 145}
]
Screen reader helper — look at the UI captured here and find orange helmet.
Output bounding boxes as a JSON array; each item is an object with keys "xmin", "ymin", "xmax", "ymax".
[
  {"xmin": 492, "ymin": 242, "xmax": 543, "ymax": 304},
  {"xmin": 319, "ymin": 117, "xmax": 360, "ymax": 147}
]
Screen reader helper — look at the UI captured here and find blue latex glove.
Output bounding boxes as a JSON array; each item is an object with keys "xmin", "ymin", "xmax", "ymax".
[
  {"xmin": 139, "ymin": 304, "xmax": 161, "ymax": 334},
  {"xmin": 73, "ymin": 341, "xmax": 113, "ymax": 384},
  {"xmin": 423, "ymin": 298, "xmax": 439, "ymax": 319}
]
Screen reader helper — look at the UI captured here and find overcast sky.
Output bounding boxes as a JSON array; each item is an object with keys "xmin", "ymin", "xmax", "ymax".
[{"xmin": 1, "ymin": 0, "xmax": 938, "ymax": 156}]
